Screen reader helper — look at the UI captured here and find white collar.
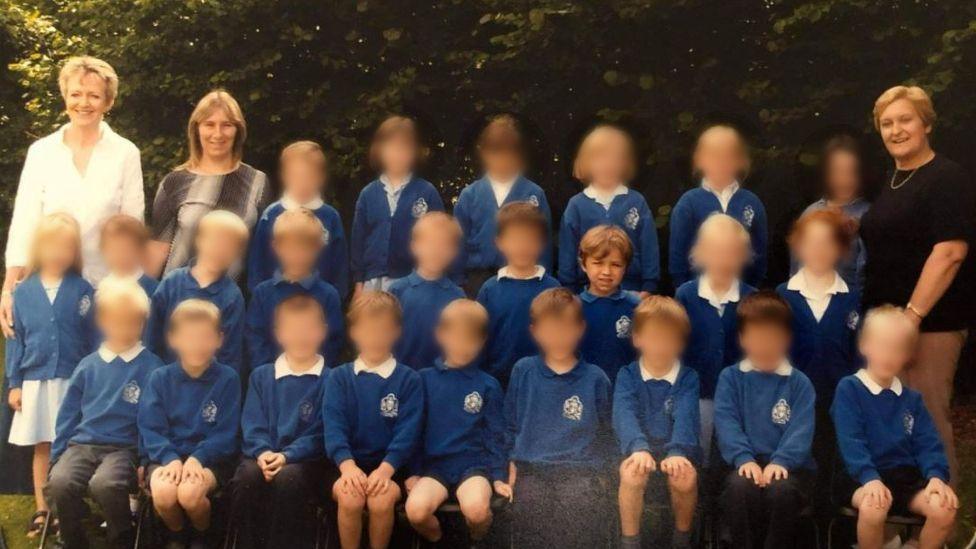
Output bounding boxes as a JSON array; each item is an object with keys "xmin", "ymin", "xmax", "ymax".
[
  {"xmin": 487, "ymin": 174, "xmax": 518, "ymax": 188},
  {"xmin": 380, "ymin": 173, "xmax": 412, "ymax": 190},
  {"xmin": 640, "ymin": 359, "xmax": 681, "ymax": 383},
  {"xmin": 281, "ymin": 194, "xmax": 325, "ymax": 210},
  {"xmin": 353, "ymin": 356, "xmax": 397, "ymax": 379},
  {"xmin": 787, "ymin": 269, "xmax": 849, "ymax": 299},
  {"xmin": 274, "ymin": 354, "xmax": 325, "ymax": 379},
  {"xmin": 739, "ymin": 358, "xmax": 793, "ymax": 376},
  {"xmin": 497, "ymin": 265, "xmax": 546, "ymax": 280},
  {"xmin": 697, "ymin": 276, "xmax": 740, "ymax": 306},
  {"xmin": 583, "ymin": 185, "xmax": 629, "ymax": 201},
  {"xmin": 98, "ymin": 343, "xmax": 145, "ymax": 363},
  {"xmin": 701, "ymin": 179, "xmax": 740, "ymax": 196},
  {"xmin": 855, "ymin": 369, "xmax": 903, "ymax": 396}
]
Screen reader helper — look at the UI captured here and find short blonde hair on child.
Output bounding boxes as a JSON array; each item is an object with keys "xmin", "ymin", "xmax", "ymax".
[
  {"xmin": 100, "ymin": 214, "xmax": 149, "ymax": 247},
  {"xmin": 579, "ymin": 225, "xmax": 633, "ymax": 265},
  {"xmin": 693, "ymin": 124, "xmax": 751, "ymax": 179},
  {"xmin": 272, "ymin": 208, "xmax": 326, "ymax": 247},
  {"xmin": 96, "ymin": 278, "xmax": 150, "ymax": 318},
  {"xmin": 412, "ymin": 211, "xmax": 462, "ymax": 243},
  {"xmin": 860, "ymin": 304, "xmax": 918, "ymax": 349},
  {"xmin": 274, "ymin": 293, "xmax": 326, "ymax": 325},
  {"xmin": 347, "ymin": 290, "xmax": 402, "ymax": 327},
  {"xmin": 28, "ymin": 212, "xmax": 83, "ymax": 274},
  {"xmin": 530, "ymin": 287, "xmax": 584, "ymax": 324},
  {"xmin": 633, "ymin": 296, "xmax": 691, "ymax": 339},
  {"xmin": 280, "ymin": 140, "xmax": 328, "ymax": 170},
  {"xmin": 689, "ymin": 213, "xmax": 751, "ymax": 269},
  {"xmin": 873, "ymin": 85, "xmax": 936, "ymax": 131},
  {"xmin": 572, "ymin": 124, "xmax": 637, "ymax": 182},
  {"xmin": 438, "ymin": 299, "xmax": 489, "ymax": 339},
  {"xmin": 58, "ymin": 56, "xmax": 119, "ymax": 105},
  {"xmin": 197, "ymin": 210, "xmax": 250, "ymax": 247},
  {"xmin": 168, "ymin": 299, "xmax": 221, "ymax": 333}
]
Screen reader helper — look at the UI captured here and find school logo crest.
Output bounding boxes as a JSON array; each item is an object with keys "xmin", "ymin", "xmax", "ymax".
[
  {"xmin": 380, "ymin": 393, "xmax": 399, "ymax": 418},
  {"xmin": 624, "ymin": 207, "xmax": 640, "ymax": 230},
  {"xmin": 299, "ymin": 400, "xmax": 315, "ymax": 422},
  {"xmin": 903, "ymin": 410, "xmax": 914, "ymax": 435},
  {"xmin": 527, "ymin": 195, "xmax": 539, "ymax": 207},
  {"xmin": 411, "ymin": 198, "xmax": 428, "ymax": 218},
  {"xmin": 463, "ymin": 391, "xmax": 483, "ymax": 414},
  {"xmin": 201, "ymin": 400, "xmax": 218, "ymax": 424},
  {"xmin": 121, "ymin": 380, "xmax": 140, "ymax": 404},
  {"xmin": 771, "ymin": 399, "xmax": 791, "ymax": 425},
  {"xmin": 563, "ymin": 395, "xmax": 583, "ymax": 421},
  {"xmin": 663, "ymin": 396, "xmax": 675, "ymax": 416},
  {"xmin": 78, "ymin": 295, "xmax": 91, "ymax": 317},
  {"xmin": 321, "ymin": 226, "xmax": 331, "ymax": 247},
  {"xmin": 742, "ymin": 205, "xmax": 755, "ymax": 228},
  {"xmin": 846, "ymin": 310, "xmax": 860, "ymax": 331},
  {"xmin": 615, "ymin": 315, "xmax": 633, "ymax": 339}
]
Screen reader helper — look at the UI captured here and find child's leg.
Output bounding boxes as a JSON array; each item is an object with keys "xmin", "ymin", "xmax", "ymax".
[
  {"xmin": 33, "ymin": 442, "xmax": 51, "ymax": 513},
  {"xmin": 332, "ymin": 479, "xmax": 366, "ymax": 549},
  {"xmin": 404, "ymin": 477, "xmax": 449, "ymax": 541},
  {"xmin": 176, "ymin": 468, "xmax": 217, "ymax": 532},
  {"xmin": 87, "ymin": 449, "xmax": 138, "ymax": 547},
  {"xmin": 45, "ymin": 445, "xmax": 98, "ymax": 547},
  {"xmin": 667, "ymin": 467, "xmax": 698, "ymax": 535},
  {"xmin": 455, "ymin": 476, "xmax": 493, "ymax": 540},
  {"xmin": 617, "ymin": 460, "xmax": 650, "ymax": 541},
  {"xmin": 267, "ymin": 463, "xmax": 321, "ymax": 548},
  {"xmin": 908, "ymin": 489, "xmax": 956, "ymax": 549},
  {"xmin": 365, "ymin": 483, "xmax": 402, "ymax": 549},
  {"xmin": 149, "ymin": 467, "xmax": 184, "ymax": 532},
  {"xmin": 852, "ymin": 485, "xmax": 891, "ymax": 549},
  {"xmin": 764, "ymin": 475, "xmax": 809, "ymax": 548},
  {"xmin": 719, "ymin": 470, "xmax": 762, "ymax": 548},
  {"xmin": 229, "ymin": 460, "xmax": 267, "ymax": 549},
  {"xmin": 698, "ymin": 400, "xmax": 715, "ymax": 462}
]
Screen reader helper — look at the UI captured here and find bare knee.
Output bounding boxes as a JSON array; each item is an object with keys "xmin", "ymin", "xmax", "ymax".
[
  {"xmin": 618, "ymin": 463, "xmax": 649, "ymax": 491},
  {"xmin": 668, "ymin": 468, "xmax": 698, "ymax": 495},
  {"xmin": 151, "ymin": 479, "xmax": 179, "ymax": 510},
  {"xmin": 460, "ymin": 498, "xmax": 492, "ymax": 526},
  {"xmin": 176, "ymin": 482, "xmax": 209, "ymax": 513},
  {"xmin": 924, "ymin": 505, "xmax": 956, "ymax": 529},
  {"xmin": 336, "ymin": 490, "xmax": 366, "ymax": 513},
  {"xmin": 404, "ymin": 495, "xmax": 436, "ymax": 524},
  {"xmin": 366, "ymin": 487, "xmax": 400, "ymax": 513}
]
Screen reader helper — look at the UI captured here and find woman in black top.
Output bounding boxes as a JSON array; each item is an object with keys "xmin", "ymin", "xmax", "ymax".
[{"xmin": 860, "ymin": 85, "xmax": 974, "ymax": 484}]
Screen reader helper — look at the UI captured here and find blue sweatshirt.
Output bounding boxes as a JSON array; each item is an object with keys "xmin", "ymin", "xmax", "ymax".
[
  {"xmin": 5, "ymin": 273, "xmax": 97, "ymax": 388},
  {"xmin": 52, "ymin": 346, "xmax": 164, "ymax": 461},
  {"xmin": 146, "ymin": 266, "xmax": 245, "ymax": 372},
  {"xmin": 675, "ymin": 278, "xmax": 756, "ymax": 398},
  {"xmin": 138, "ymin": 361, "xmax": 241, "ymax": 467},
  {"xmin": 350, "ymin": 176, "xmax": 445, "ymax": 282},
  {"xmin": 137, "ymin": 273, "xmax": 159, "ymax": 299},
  {"xmin": 612, "ymin": 362, "xmax": 701, "ymax": 462},
  {"xmin": 322, "ymin": 360, "xmax": 423, "ymax": 470},
  {"xmin": 714, "ymin": 362, "xmax": 816, "ymax": 471},
  {"xmin": 389, "ymin": 272, "xmax": 465, "ymax": 369},
  {"xmin": 579, "ymin": 288, "xmax": 640, "ymax": 382},
  {"xmin": 245, "ymin": 273, "xmax": 345, "ymax": 373},
  {"xmin": 504, "ymin": 356, "xmax": 613, "ymax": 468},
  {"xmin": 668, "ymin": 186, "xmax": 768, "ymax": 287},
  {"xmin": 241, "ymin": 357, "xmax": 328, "ymax": 463},
  {"xmin": 415, "ymin": 360, "xmax": 507, "ymax": 482},
  {"xmin": 454, "ymin": 176, "xmax": 552, "ymax": 272},
  {"xmin": 247, "ymin": 199, "xmax": 350, "ymax": 298},
  {"xmin": 831, "ymin": 372, "xmax": 949, "ymax": 485},
  {"xmin": 476, "ymin": 269, "xmax": 560, "ymax": 386},
  {"xmin": 557, "ymin": 189, "xmax": 660, "ymax": 292}
]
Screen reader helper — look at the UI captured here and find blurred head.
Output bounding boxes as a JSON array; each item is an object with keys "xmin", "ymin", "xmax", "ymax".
[
  {"xmin": 186, "ymin": 90, "xmax": 246, "ymax": 168},
  {"xmin": 478, "ymin": 114, "xmax": 526, "ymax": 180},
  {"xmin": 689, "ymin": 214, "xmax": 751, "ymax": 283},
  {"xmin": 788, "ymin": 208, "xmax": 854, "ymax": 275},
  {"xmin": 693, "ymin": 124, "xmax": 750, "ymax": 187},
  {"xmin": 29, "ymin": 212, "xmax": 83, "ymax": 276},
  {"xmin": 737, "ymin": 291, "xmax": 793, "ymax": 370},
  {"xmin": 411, "ymin": 212, "xmax": 462, "ymax": 276},
  {"xmin": 530, "ymin": 288, "xmax": 586, "ymax": 361},
  {"xmin": 280, "ymin": 141, "xmax": 328, "ymax": 203},
  {"xmin": 167, "ymin": 299, "xmax": 223, "ymax": 367},
  {"xmin": 95, "ymin": 278, "xmax": 150, "ymax": 347},
  {"xmin": 100, "ymin": 214, "xmax": 149, "ymax": 275},
  {"xmin": 859, "ymin": 305, "xmax": 918, "ymax": 380},
  {"xmin": 873, "ymin": 86, "xmax": 935, "ymax": 164},
  {"xmin": 435, "ymin": 299, "xmax": 489, "ymax": 367},
  {"xmin": 274, "ymin": 294, "xmax": 328, "ymax": 360},
  {"xmin": 347, "ymin": 291, "xmax": 402, "ymax": 359},
  {"xmin": 632, "ymin": 296, "xmax": 690, "ymax": 367},
  {"xmin": 59, "ymin": 56, "xmax": 117, "ymax": 129},
  {"xmin": 579, "ymin": 225, "xmax": 632, "ymax": 295},
  {"xmin": 573, "ymin": 125, "xmax": 637, "ymax": 189},
  {"xmin": 495, "ymin": 202, "xmax": 547, "ymax": 269},
  {"xmin": 370, "ymin": 115, "xmax": 427, "ymax": 178},
  {"xmin": 820, "ymin": 135, "xmax": 863, "ymax": 203},
  {"xmin": 272, "ymin": 208, "xmax": 325, "ymax": 277},
  {"xmin": 195, "ymin": 210, "xmax": 249, "ymax": 271}
]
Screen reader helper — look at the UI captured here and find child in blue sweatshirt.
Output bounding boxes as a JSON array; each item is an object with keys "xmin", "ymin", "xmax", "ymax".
[
  {"xmin": 577, "ymin": 225, "xmax": 641, "ymax": 382},
  {"xmin": 388, "ymin": 212, "xmax": 465, "ymax": 369},
  {"xmin": 139, "ymin": 299, "xmax": 241, "ymax": 546},
  {"xmin": 146, "ymin": 210, "xmax": 247, "ymax": 371},
  {"xmin": 247, "ymin": 141, "xmax": 349, "ymax": 297},
  {"xmin": 505, "ymin": 288, "xmax": 613, "ymax": 549},
  {"xmin": 831, "ymin": 306, "xmax": 956, "ymax": 549},
  {"xmin": 47, "ymin": 278, "xmax": 163, "ymax": 549},
  {"xmin": 4, "ymin": 213, "xmax": 96, "ymax": 535},
  {"xmin": 675, "ymin": 214, "xmax": 756, "ymax": 459},
  {"xmin": 323, "ymin": 291, "xmax": 423, "ymax": 549},
  {"xmin": 99, "ymin": 214, "xmax": 159, "ymax": 299},
  {"xmin": 714, "ymin": 291, "xmax": 816, "ymax": 549},
  {"xmin": 613, "ymin": 297, "xmax": 700, "ymax": 549},
  {"xmin": 669, "ymin": 124, "xmax": 768, "ymax": 287},
  {"xmin": 454, "ymin": 114, "xmax": 552, "ymax": 294},
  {"xmin": 405, "ymin": 299, "xmax": 508, "ymax": 543},
  {"xmin": 558, "ymin": 124, "xmax": 659, "ymax": 293},
  {"xmin": 351, "ymin": 115, "xmax": 445, "ymax": 293},
  {"xmin": 246, "ymin": 208, "xmax": 344, "ymax": 374},
  {"xmin": 477, "ymin": 202, "xmax": 560, "ymax": 387},
  {"xmin": 232, "ymin": 294, "xmax": 331, "ymax": 549}
]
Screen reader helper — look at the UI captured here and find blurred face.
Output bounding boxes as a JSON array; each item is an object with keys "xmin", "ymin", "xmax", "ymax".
[
  {"xmin": 168, "ymin": 319, "xmax": 222, "ymax": 367},
  {"xmin": 198, "ymin": 109, "xmax": 238, "ymax": 161},
  {"xmin": 879, "ymin": 98, "xmax": 931, "ymax": 163},
  {"xmin": 739, "ymin": 323, "xmax": 791, "ymax": 370},
  {"xmin": 195, "ymin": 227, "xmax": 244, "ymax": 271},
  {"xmin": 350, "ymin": 312, "xmax": 401, "ymax": 360},
  {"xmin": 282, "ymin": 158, "xmax": 326, "ymax": 203},
  {"xmin": 696, "ymin": 230, "xmax": 748, "ymax": 283},
  {"xmin": 435, "ymin": 322, "xmax": 484, "ymax": 367},
  {"xmin": 824, "ymin": 150, "xmax": 861, "ymax": 202},
  {"xmin": 379, "ymin": 134, "xmax": 417, "ymax": 178},
  {"xmin": 101, "ymin": 235, "xmax": 143, "ymax": 275},
  {"xmin": 859, "ymin": 322, "xmax": 914, "ymax": 381},
  {"xmin": 632, "ymin": 323, "xmax": 685, "ymax": 368},
  {"xmin": 272, "ymin": 236, "xmax": 319, "ymax": 277},
  {"xmin": 695, "ymin": 131, "xmax": 743, "ymax": 187},
  {"xmin": 582, "ymin": 249, "xmax": 626, "ymax": 295},
  {"xmin": 411, "ymin": 225, "xmax": 459, "ymax": 276},
  {"xmin": 530, "ymin": 311, "xmax": 585, "ymax": 361},
  {"xmin": 794, "ymin": 221, "xmax": 843, "ymax": 275},
  {"xmin": 37, "ymin": 232, "xmax": 79, "ymax": 276},
  {"xmin": 481, "ymin": 148, "xmax": 523, "ymax": 181},
  {"xmin": 495, "ymin": 225, "xmax": 545, "ymax": 269},
  {"xmin": 588, "ymin": 138, "xmax": 631, "ymax": 189},
  {"xmin": 96, "ymin": 302, "xmax": 145, "ymax": 348},
  {"xmin": 63, "ymin": 72, "xmax": 111, "ymax": 129},
  {"xmin": 274, "ymin": 310, "xmax": 328, "ymax": 359}
]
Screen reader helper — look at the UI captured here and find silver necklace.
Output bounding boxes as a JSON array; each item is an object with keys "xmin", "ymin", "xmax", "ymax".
[{"xmin": 890, "ymin": 167, "xmax": 919, "ymax": 190}]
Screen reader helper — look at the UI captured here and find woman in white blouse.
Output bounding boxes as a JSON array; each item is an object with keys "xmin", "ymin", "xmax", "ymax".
[{"xmin": 1, "ymin": 56, "xmax": 144, "ymax": 337}]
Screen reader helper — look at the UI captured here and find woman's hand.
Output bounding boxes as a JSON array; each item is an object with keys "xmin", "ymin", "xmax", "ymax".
[
  {"xmin": 1, "ymin": 290, "xmax": 14, "ymax": 338},
  {"xmin": 7, "ymin": 388, "xmax": 21, "ymax": 411},
  {"xmin": 924, "ymin": 478, "xmax": 959, "ymax": 509}
]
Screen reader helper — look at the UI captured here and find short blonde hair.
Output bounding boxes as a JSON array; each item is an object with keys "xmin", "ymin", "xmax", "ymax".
[
  {"xmin": 438, "ymin": 299, "xmax": 490, "ymax": 339},
  {"xmin": 693, "ymin": 124, "xmax": 751, "ymax": 179},
  {"xmin": 280, "ymin": 140, "xmax": 328, "ymax": 170},
  {"xmin": 273, "ymin": 208, "xmax": 325, "ymax": 247},
  {"xmin": 347, "ymin": 290, "xmax": 402, "ymax": 327},
  {"xmin": 412, "ymin": 211, "xmax": 462, "ymax": 243},
  {"xmin": 59, "ymin": 56, "xmax": 119, "ymax": 105},
  {"xmin": 28, "ymin": 212, "xmax": 83, "ymax": 275},
  {"xmin": 197, "ymin": 210, "xmax": 249, "ymax": 247},
  {"xmin": 168, "ymin": 299, "xmax": 221, "ymax": 333},
  {"xmin": 633, "ymin": 296, "xmax": 691, "ymax": 338},
  {"xmin": 873, "ymin": 85, "xmax": 936, "ymax": 131},
  {"xmin": 860, "ymin": 304, "xmax": 918, "ymax": 348},
  {"xmin": 530, "ymin": 287, "xmax": 583, "ymax": 324},
  {"xmin": 96, "ymin": 277, "xmax": 150, "ymax": 318},
  {"xmin": 185, "ymin": 90, "xmax": 247, "ymax": 169},
  {"xmin": 572, "ymin": 125, "xmax": 637, "ymax": 182},
  {"xmin": 579, "ymin": 225, "xmax": 633, "ymax": 265},
  {"xmin": 689, "ymin": 213, "xmax": 751, "ymax": 268}
]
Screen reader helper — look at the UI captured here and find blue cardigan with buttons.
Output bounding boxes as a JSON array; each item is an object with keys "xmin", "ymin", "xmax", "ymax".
[
  {"xmin": 5, "ymin": 273, "xmax": 97, "ymax": 389},
  {"xmin": 350, "ymin": 176, "xmax": 445, "ymax": 282},
  {"xmin": 579, "ymin": 288, "xmax": 640, "ymax": 382},
  {"xmin": 389, "ymin": 272, "xmax": 465, "ymax": 369}
]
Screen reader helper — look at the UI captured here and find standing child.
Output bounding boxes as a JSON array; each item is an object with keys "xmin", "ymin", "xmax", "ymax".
[
  {"xmin": 714, "ymin": 291, "xmax": 816, "ymax": 549},
  {"xmin": 139, "ymin": 300, "xmax": 241, "ymax": 547},
  {"xmin": 558, "ymin": 124, "xmax": 659, "ymax": 294},
  {"xmin": 351, "ymin": 115, "xmax": 445, "ymax": 293},
  {"xmin": 100, "ymin": 214, "xmax": 159, "ymax": 298},
  {"xmin": 669, "ymin": 124, "xmax": 768, "ymax": 287},
  {"xmin": 323, "ymin": 291, "xmax": 423, "ymax": 549},
  {"xmin": 477, "ymin": 203, "xmax": 559, "ymax": 387},
  {"xmin": 47, "ymin": 278, "xmax": 163, "ymax": 549},
  {"xmin": 388, "ymin": 212, "xmax": 465, "ymax": 369},
  {"xmin": 5, "ymin": 213, "xmax": 96, "ymax": 538},
  {"xmin": 577, "ymin": 225, "xmax": 641, "ymax": 382},
  {"xmin": 832, "ymin": 306, "xmax": 957, "ymax": 549},
  {"xmin": 505, "ymin": 288, "xmax": 613, "ymax": 549},
  {"xmin": 454, "ymin": 114, "xmax": 552, "ymax": 295},
  {"xmin": 613, "ymin": 297, "xmax": 700, "ymax": 549},
  {"xmin": 405, "ymin": 300, "xmax": 507, "ymax": 544},
  {"xmin": 248, "ymin": 141, "xmax": 349, "ymax": 297}
]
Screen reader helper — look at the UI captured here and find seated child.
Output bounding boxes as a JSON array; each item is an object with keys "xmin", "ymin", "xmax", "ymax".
[
  {"xmin": 232, "ymin": 295, "xmax": 331, "ymax": 549},
  {"xmin": 669, "ymin": 124, "xmax": 767, "ymax": 287},
  {"xmin": 47, "ymin": 278, "xmax": 163, "ymax": 549},
  {"xmin": 351, "ymin": 115, "xmax": 445, "ymax": 293},
  {"xmin": 139, "ymin": 300, "xmax": 241, "ymax": 546},
  {"xmin": 246, "ymin": 208, "xmax": 344, "ymax": 372},
  {"xmin": 147, "ymin": 210, "xmax": 247, "ymax": 371},
  {"xmin": 558, "ymin": 124, "xmax": 659, "ymax": 294},
  {"xmin": 405, "ymin": 299, "xmax": 507, "ymax": 543},
  {"xmin": 323, "ymin": 291, "xmax": 423, "ymax": 549},
  {"xmin": 248, "ymin": 140, "xmax": 349, "ymax": 297},
  {"xmin": 832, "ymin": 306, "xmax": 956, "ymax": 549},
  {"xmin": 613, "ymin": 296, "xmax": 700, "ymax": 549},
  {"xmin": 505, "ymin": 288, "xmax": 613, "ymax": 549},
  {"xmin": 389, "ymin": 212, "xmax": 465, "ymax": 369},
  {"xmin": 5, "ymin": 212, "xmax": 96, "ymax": 538},
  {"xmin": 577, "ymin": 225, "xmax": 641, "ymax": 382},
  {"xmin": 454, "ymin": 114, "xmax": 552, "ymax": 294},
  {"xmin": 476, "ymin": 202, "xmax": 559, "ymax": 387},
  {"xmin": 100, "ymin": 214, "xmax": 159, "ymax": 298},
  {"xmin": 675, "ymin": 214, "xmax": 756, "ymax": 459},
  {"xmin": 714, "ymin": 291, "xmax": 816, "ymax": 549}
]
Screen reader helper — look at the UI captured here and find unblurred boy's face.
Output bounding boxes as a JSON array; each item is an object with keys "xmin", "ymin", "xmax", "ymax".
[
  {"xmin": 101, "ymin": 236, "xmax": 142, "ymax": 275},
  {"xmin": 350, "ymin": 312, "xmax": 401, "ymax": 359},
  {"xmin": 168, "ymin": 319, "xmax": 222, "ymax": 367},
  {"xmin": 697, "ymin": 231, "xmax": 748, "ymax": 283},
  {"xmin": 739, "ymin": 323, "xmax": 791, "ymax": 371},
  {"xmin": 633, "ymin": 322, "xmax": 685, "ymax": 367},
  {"xmin": 435, "ymin": 322, "xmax": 484, "ymax": 367},
  {"xmin": 96, "ymin": 303, "xmax": 145, "ymax": 348},
  {"xmin": 582, "ymin": 249, "xmax": 626, "ymax": 295},
  {"xmin": 195, "ymin": 227, "xmax": 243, "ymax": 272},
  {"xmin": 530, "ymin": 311, "xmax": 585, "ymax": 361},
  {"xmin": 411, "ymin": 226, "xmax": 459, "ymax": 276},
  {"xmin": 282, "ymin": 158, "xmax": 325, "ymax": 203},
  {"xmin": 481, "ymin": 148, "xmax": 523, "ymax": 181},
  {"xmin": 275, "ymin": 310, "xmax": 328, "ymax": 359},
  {"xmin": 38, "ymin": 232, "xmax": 79, "ymax": 275},
  {"xmin": 859, "ymin": 323, "xmax": 913, "ymax": 380},
  {"xmin": 495, "ymin": 224, "xmax": 544, "ymax": 269},
  {"xmin": 379, "ymin": 135, "xmax": 416, "ymax": 178},
  {"xmin": 272, "ymin": 235, "xmax": 320, "ymax": 278},
  {"xmin": 795, "ymin": 221, "xmax": 842, "ymax": 276}
]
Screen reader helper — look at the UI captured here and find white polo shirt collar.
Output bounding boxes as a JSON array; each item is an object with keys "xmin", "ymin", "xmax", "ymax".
[
  {"xmin": 855, "ymin": 369, "xmax": 903, "ymax": 396},
  {"xmin": 274, "ymin": 354, "xmax": 325, "ymax": 379},
  {"xmin": 98, "ymin": 343, "xmax": 145, "ymax": 363},
  {"xmin": 739, "ymin": 358, "xmax": 793, "ymax": 376},
  {"xmin": 639, "ymin": 360, "xmax": 681, "ymax": 384},
  {"xmin": 497, "ymin": 265, "xmax": 546, "ymax": 280},
  {"xmin": 353, "ymin": 356, "xmax": 397, "ymax": 379}
]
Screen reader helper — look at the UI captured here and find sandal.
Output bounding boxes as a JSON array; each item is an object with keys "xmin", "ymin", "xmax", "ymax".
[{"xmin": 25, "ymin": 510, "xmax": 48, "ymax": 538}]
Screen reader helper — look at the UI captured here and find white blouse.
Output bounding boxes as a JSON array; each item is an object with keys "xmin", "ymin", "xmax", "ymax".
[{"xmin": 6, "ymin": 122, "xmax": 144, "ymax": 283}]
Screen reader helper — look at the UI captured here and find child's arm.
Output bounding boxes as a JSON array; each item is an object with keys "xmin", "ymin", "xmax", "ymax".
[
  {"xmin": 769, "ymin": 377, "xmax": 815, "ymax": 470},
  {"xmin": 383, "ymin": 374, "xmax": 424, "ymax": 470},
  {"xmin": 280, "ymin": 383, "xmax": 326, "ymax": 464},
  {"xmin": 4, "ymin": 308, "xmax": 26, "ymax": 390},
  {"xmin": 746, "ymin": 199, "xmax": 769, "ymax": 287},
  {"xmin": 138, "ymin": 372, "xmax": 181, "ymax": 465},
  {"xmin": 322, "ymin": 372, "xmax": 354, "ymax": 464},
  {"xmin": 830, "ymin": 380, "xmax": 881, "ymax": 485},
  {"xmin": 323, "ymin": 288, "xmax": 346, "ymax": 367},
  {"xmin": 190, "ymin": 374, "xmax": 242, "ymax": 468},
  {"xmin": 667, "ymin": 195, "xmax": 695, "ymax": 287},
  {"xmin": 349, "ymin": 193, "xmax": 368, "ymax": 284},
  {"xmin": 909, "ymin": 395, "xmax": 950, "ymax": 482},
  {"xmin": 611, "ymin": 368, "xmax": 651, "ymax": 456},
  {"xmin": 246, "ymin": 214, "xmax": 273, "ymax": 292},
  {"xmin": 666, "ymin": 370, "xmax": 702, "ymax": 459},
  {"xmin": 503, "ymin": 368, "xmax": 522, "ymax": 456},
  {"xmin": 638, "ymin": 199, "xmax": 660, "ymax": 293},
  {"xmin": 713, "ymin": 370, "xmax": 755, "ymax": 468},
  {"xmin": 240, "ymin": 375, "xmax": 273, "ymax": 459},
  {"xmin": 483, "ymin": 379, "xmax": 508, "ymax": 483},
  {"xmin": 244, "ymin": 297, "xmax": 273, "ymax": 373},
  {"xmin": 557, "ymin": 204, "xmax": 582, "ymax": 290},
  {"xmin": 537, "ymin": 191, "xmax": 554, "ymax": 271},
  {"xmin": 51, "ymin": 365, "xmax": 87, "ymax": 462},
  {"xmin": 220, "ymin": 293, "xmax": 246, "ymax": 374}
]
